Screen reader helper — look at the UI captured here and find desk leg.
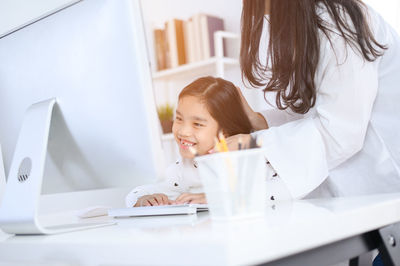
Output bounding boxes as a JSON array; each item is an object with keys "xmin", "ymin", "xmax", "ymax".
[
  {"xmin": 376, "ymin": 222, "xmax": 400, "ymax": 266},
  {"xmin": 260, "ymin": 223, "xmax": 400, "ymax": 266},
  {"xmin": 349, "ymin": 257, "xmax": 359, "ymax": 266},
  {"xmin": 260, "ymin": 233, "xmax": 376, "ymax": 266}
]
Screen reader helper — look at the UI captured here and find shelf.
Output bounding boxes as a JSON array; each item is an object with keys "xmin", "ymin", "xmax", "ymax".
[{"xmin": 152, "ymin": 57, "xmax": 239, "ymax": 80}]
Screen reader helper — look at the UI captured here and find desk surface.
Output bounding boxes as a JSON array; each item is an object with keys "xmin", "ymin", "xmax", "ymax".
[{"xmin": 1, "ymin": 191, "xmax": 400, "ymax": 266}]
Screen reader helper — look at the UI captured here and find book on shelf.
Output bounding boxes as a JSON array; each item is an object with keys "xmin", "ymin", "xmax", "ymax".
[
  {"xmin": 199, "ymin": 14, "xmax": 225, "ymax": 59},
  {"xmin": 191, "ymin": 13, "xmax": 203, "ymax": 62},
  {"xmin": 165, "ymin": 18, "xmax": 186, "ymax": 68},
  {"xmin": 152, "ymin": 14, "xmax": 226, "ymax": 71},
  {"xmin": 183, "ymin": 18, "xmax": 195, "ymax": 64},
  {"xmin": 154, "ymin": 28, "xmax": 167, "ymax": 71}
]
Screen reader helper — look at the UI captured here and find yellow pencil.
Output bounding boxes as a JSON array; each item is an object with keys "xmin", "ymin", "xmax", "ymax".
[
  {"xmin": 217, "ymin": 132, "xmax": 237, "ymax": 192},
  {"xmin": 214, "ymin": 137, "xmax": 222, "ymax": 152},
  {"xmin": 218, "ymin": 132, "xmax": 229, "ymax": 152}
]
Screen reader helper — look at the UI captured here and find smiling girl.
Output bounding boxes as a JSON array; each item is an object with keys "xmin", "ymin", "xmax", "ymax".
[{"xmin": 125, "ymin": 76, "xmax": 255, "ymax": 207}]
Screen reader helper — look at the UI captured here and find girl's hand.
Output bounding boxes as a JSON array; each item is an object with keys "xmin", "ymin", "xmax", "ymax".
[
  {"xmin": 135, "ymin": 193, "xmax": 172, "ymax": 207},
  {"xmin": 235, "ymin": 86, "xmax": 268, "ymax": 130},
  {"xmin": 174, "ymin": 193, "xmax": 207, "ymax": 204}
]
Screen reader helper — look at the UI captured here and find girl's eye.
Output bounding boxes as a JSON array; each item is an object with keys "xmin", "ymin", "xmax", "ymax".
[
  {"xmin": 194, "ymin": 123, "xmax": 204, "ymax": 127},
  {"xmin": 175, "ymin": 117, "xmax": 183, "ymax": 121}
]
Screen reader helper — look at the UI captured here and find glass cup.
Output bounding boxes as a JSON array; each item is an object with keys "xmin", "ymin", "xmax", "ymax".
[{"xmin": 196, "ymin": 148, "xmax": 268, "ymax": 220}]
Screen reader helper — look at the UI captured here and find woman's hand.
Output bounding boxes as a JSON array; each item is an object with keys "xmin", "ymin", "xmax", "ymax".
[
  {"xmin": 174, "ymin": 193, "xmax": 207, "ymax": 204},
  {"xmin": 208, "ymin": 134, "xmax": 252, "ymax": 153},
  {"xmin": 235, "ymin": 86, "xmax": 268, "ymax": 130},
  {"xmin": 135, "ymin": 193, "xmax": 172, "ymax": 207},
  {"xmin": 225, "ymin": 134, "xmax": 252, "ymax": 151}
]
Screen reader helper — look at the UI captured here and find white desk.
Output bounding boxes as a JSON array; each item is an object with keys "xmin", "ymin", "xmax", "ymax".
[{"xmin": 1, "ymin": 191, "xmax": 400, "ymax": 266}]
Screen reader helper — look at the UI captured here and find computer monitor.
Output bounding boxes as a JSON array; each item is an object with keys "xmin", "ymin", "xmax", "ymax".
[{"xmin": 0, "ymin": 0, "xmax": 164, "ymax": 194}]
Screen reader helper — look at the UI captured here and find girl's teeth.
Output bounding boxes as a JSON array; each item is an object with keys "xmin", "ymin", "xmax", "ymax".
[
  {"xmin": 182, "ymin": 142, "xmax": 193, "ymax": 146},
  {"xmin": 181, "ymin": 140, "xmax": 194, "ymax": 146}
]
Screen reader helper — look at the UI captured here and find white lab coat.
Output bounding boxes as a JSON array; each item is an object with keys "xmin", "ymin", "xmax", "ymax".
[
  {"xmin": 125, "ymin": 157, "xmax": 291, "ymax": 207},
  {"xmin": 253, "ymin": 5, "xmax": 400, "ymax": 198}
]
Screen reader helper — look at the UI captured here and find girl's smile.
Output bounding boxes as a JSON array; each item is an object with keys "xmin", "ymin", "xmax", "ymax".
[{"xmin": 178, "ymin": 138, "xmax": 196, "ymax": 150}]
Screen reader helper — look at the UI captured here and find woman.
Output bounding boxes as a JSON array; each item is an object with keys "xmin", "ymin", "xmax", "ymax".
[{"xmin": 227, "ymin": 0, "xmax": 400, "ymax": 200}]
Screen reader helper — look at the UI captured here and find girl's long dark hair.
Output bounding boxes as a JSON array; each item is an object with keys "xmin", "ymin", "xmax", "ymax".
[
  {"xmin": 240, "ymin": 0, "xmax": 387, "ymax": 114},
  {"xmin": 179, "ymin": 76, "xmax": 253, "ymax": 136}
]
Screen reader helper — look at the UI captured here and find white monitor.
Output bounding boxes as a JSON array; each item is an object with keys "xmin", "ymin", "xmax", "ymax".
[{"xmin": 0, "ymin": 0, "xmax": 164, "ymax": 233}]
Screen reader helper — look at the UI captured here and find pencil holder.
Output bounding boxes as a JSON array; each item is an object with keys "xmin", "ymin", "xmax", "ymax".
[{"xmin": 196, "ymin": 148, "xmax": 267, "ymax": 220}]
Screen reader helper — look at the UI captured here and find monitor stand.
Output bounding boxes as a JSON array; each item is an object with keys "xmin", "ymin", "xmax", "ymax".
[
  {"xmin": 0, "ymin": 144, "xmax": 5, "ymax": 206},
  {"xmin": 0, "ymin": 99, "xmax": 115, "ymax": 235}
]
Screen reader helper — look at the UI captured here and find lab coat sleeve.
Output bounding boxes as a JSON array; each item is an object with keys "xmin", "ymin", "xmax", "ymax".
[
  {"xmin": 264, "ymin": 161, "xmax": 293, "ymax": 202},
  {"xmin": 125, "ymin": 163, "xmax": 181, "ymax": 207},
  {"xmin": 258, "ymin": 109, "xmax": 304, "ymax": 128},
  {"xmin": 254, "ymin": 35, "xmax": 379, "ymax": 199}
]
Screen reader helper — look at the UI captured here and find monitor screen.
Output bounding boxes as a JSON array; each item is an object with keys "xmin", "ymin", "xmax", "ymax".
[{"xmin": 0, "ymin": 0, "xmax": 164, "ymax": 194}]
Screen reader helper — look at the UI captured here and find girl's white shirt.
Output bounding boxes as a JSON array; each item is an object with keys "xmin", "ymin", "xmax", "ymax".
[
  {"xmin": 125, "ymin": 157, "xmax": 291, "ymax": 207},
  {"xmin": 254, "ymin": 5, "xmax": 400, "ymax": 198},
  {"xmin": 126, "ymin": 158, "xmax": 202, "ymax": 207}
]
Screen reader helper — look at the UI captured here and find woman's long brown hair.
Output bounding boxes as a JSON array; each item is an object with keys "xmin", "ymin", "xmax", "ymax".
[
  {"xmin": 179, "ymin": 76, "xmax": 253, "ymax": 136},
  {"xmin": 240, "ymin": 0, "xmax": 387, "ymax": 114}
]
